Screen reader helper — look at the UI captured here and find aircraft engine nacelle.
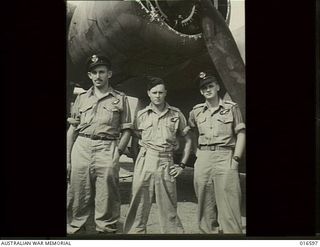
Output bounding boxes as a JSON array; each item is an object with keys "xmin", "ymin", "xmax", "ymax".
[{"xmin": 67, "ymin": 0, "xmax": 230, "ymax": 84}]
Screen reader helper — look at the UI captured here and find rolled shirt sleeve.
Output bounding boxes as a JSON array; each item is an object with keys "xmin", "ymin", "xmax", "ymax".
[
  {"xmin": 232, "ymin": 105, "xmax": 246, "ymax": 134},
  {"xmin": 178, "ymin": 111, "xmax": 190, "ymax": 136},
  {"xmin": 131, "ymin": 113, "xmax": 141, "ymax": 139},
  {"xmin": 188, "ymin": 110, "xmax": 197, "ymax": 129},
  {"xmin": 120, "ymin": 95, "xmax": 133, "ymax": 130},
  {"xmin": 67, "ymin": 95, "xmax": 81, "ymax": 127}
]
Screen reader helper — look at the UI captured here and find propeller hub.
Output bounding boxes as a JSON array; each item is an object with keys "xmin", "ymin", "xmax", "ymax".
[{"xmin": 140, "ymin": 0, "xmax": 230, "ymax": 35}]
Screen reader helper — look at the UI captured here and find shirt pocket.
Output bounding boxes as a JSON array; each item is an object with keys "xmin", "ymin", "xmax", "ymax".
[
  {"xmin": 197, "ymin": 116, "xmax": 207, "ymax": 135},
  {"xmin": 216, "ymin": 114, "xmax": 233, "ymax": 135},
  {"xmin": 79, "ymin": 105, "xmax": 94, "ymax": 124},
  {"xmin": 139, "ymin": 119, "xmax": 153, "ymax": 141},
  {"xmin": 166, "ymin": 117, "xmax": 179, "ymax": 133},
  {"xmin": 164, "ymin": 117, "xmax": 179, "ymax": 142},
  {"xmin": 102, "ymin": 106, "xmax": 121, "ymax": 127}
]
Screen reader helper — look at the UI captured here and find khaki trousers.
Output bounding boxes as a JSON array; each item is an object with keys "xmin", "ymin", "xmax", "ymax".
[
  {"xmin": 67, "ymin": 136, "xmax": 120, "ymax": 234},
  {"xmin": 123, "ymin": 148, "xmax": 184, "ymax": 234},
  {"xmin": 194, "ymin": 149, "xmax": 242, "ymax": 234}
]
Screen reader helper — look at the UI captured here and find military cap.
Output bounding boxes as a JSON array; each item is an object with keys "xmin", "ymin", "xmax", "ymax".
[
  {"xmin": 86, "ymin": 54, "xmax": 111, "ymax": 71},
  {"xmin": 198, "ymin": 71, "xmax": 219, "ymax": 89},
  {"xmin": 146, "ymin": 76, "xmax": 166, "ymax": 90}
]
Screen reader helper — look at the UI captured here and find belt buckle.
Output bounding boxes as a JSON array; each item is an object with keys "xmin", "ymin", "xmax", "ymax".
[{"xmin": 210, "ymin": 145, "xmax": 215, "ymax": 151}]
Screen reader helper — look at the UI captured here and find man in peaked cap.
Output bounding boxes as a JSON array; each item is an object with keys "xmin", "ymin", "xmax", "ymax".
[
  {"xmin": 86, "ymin": 54, "xmax": 112, "ymax": 71},
  {"xmin": 188, "ymin": 71, "xmax": 246, "ymax": 234},
  {"xmin": 66, "ymin": 54, "xmax": 132, "ymax": 234},
  {"xmin": 123, "ymin": 77, "xmax": 192, "ymax": 234}
]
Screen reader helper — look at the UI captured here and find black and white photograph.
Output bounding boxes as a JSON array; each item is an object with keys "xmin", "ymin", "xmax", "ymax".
[
  {"xmin": 66, "ymin": 0, "xmax": 246, "ymax": 236},
  {"xmin": 1, "ymin": 0, "xmax": 318, "ymax": 242}
]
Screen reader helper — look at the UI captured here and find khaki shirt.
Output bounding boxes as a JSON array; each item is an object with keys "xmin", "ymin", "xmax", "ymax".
[
  {"xmin": 68, "ymin": 87, "xmax": 132, "ymax": 139},
  {"xmin": 188, "ymin": 99, "xmax": 245, "ymax": 147},
  {"xmin": 135, "ymin": 103, "xmax": 189, "ymax": 152}
]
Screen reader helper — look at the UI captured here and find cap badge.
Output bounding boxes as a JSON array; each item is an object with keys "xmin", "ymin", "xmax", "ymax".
[
  {"xmin": 199, "ymin": 72, "xmax": 206, "ymax": 79},
  {"xmin": 91, "ymin": 55, "xmax": 98, "ymax": 63}
]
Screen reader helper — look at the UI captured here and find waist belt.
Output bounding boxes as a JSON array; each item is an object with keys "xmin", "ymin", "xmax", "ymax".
[
  {"xmin": 140, "ymin": 146, "xmax": 173, "ymax": 157},
  {"xmin": 78, "ymin": 133, "xmax": 116, "ymax": 141},
  {"xmin": 198, "ymin": 145, "xmax": 233, "ymax": 151}
]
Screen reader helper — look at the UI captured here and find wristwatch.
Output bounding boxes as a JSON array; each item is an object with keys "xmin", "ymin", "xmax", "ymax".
[
  {"xmin": 233, "ymin": 156, "xmax": 241, "ymax": 162},
  {"xmin": 178, "ymin": 162, "xmax": 186, "ymax": 169}
]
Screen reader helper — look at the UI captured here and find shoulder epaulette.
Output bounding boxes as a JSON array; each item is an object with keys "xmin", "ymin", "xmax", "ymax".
[
  {"xmin": 193, "ymin": 103, "xmax": 205, "ymax": 110},
  {"xmin": 168, "ymin": 106, "xmax": 181, "ymax": 113},
  {"xmin": 77, "ymin": 91, "xmax": 87, "ymax": 100},
  {"xmin": 113, "ymin": 89, "xmax": 125, "ymax": 96},
  {"xmin": 76, "ymin": 91, "xmax": 87, "ymax": 98},
  {"xmin": 137, "ymin": 108, "xmax": 149, "ymax": 118},
  {"xmin": 224, "ymin": 100, "xmax": 237, "ymax": 106}
]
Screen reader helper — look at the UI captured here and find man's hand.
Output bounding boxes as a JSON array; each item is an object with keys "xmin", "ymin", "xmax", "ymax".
[
  {"xmin": 169, "ymin": 164, "xmax": 184, "ymax": 178},
  {"xmin": 67, "ymin": 162, "xmax": 71, "ymax": 183},
  {"xmin": 231, "ymin": 158, "xmax": 239, "ymax": 169},
  {"xmin": 112, "ymin": 148, "xmax": 121, "ymax": 163}
]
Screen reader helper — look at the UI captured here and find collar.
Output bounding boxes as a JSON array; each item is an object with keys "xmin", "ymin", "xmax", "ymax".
[
  {"xmin": 87, "ymin": 86, "xmax": 117, "ymax": 98},
  {"xmin": 147, "ymin": 102, "xmax": 171, "ymax": 116},
  {"xmin": 202, "ymin": 98, "xmax": 225, "ymax": 113}
]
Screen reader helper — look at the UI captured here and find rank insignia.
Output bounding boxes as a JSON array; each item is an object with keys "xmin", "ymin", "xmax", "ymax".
[
  {"xmin": 112, "ymin": 99, "xmax": 120, "ymax": 104},
  {"xmin": 171, "ymin": 117, "xmax": 179, "ymax": 122},
  {"xmin": 219, "ymin": 109, "xmax": 230, "ymax": 115}
]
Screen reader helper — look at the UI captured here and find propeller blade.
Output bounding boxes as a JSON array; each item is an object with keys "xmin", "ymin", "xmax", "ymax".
[{"xmin": 200, "ymin": 0, "xmax": 246, "ymax": 117}]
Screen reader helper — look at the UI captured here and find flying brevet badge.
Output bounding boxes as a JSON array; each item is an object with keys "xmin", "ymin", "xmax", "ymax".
[
  {"xmin": 219, "ymin": 109, "xmax": 230, "ymax": 115},
  {"xmin": 112, "ymin": 99, "xmax": 120, "ymax": 105},
  {"xmin": 171, "ymin": 117, "xmax": 179, "ymax": 122}
]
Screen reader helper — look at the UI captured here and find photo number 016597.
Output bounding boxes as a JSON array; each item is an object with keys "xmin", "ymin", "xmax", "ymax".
[{"xmin": 66, "ymin": 0, "xmax": 246, "ymax": 236}]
